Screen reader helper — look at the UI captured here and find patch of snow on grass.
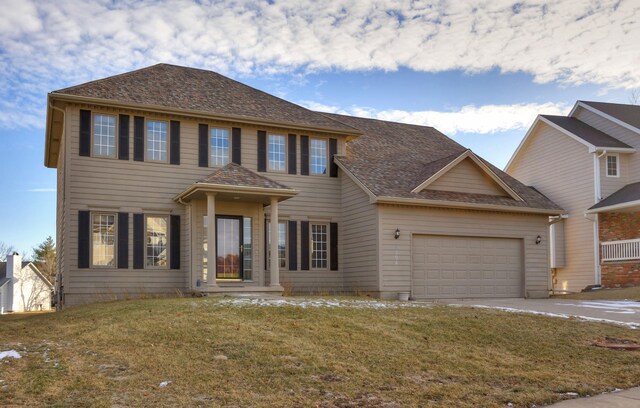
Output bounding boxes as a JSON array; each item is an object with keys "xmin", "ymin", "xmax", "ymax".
[
  {"xmin": 460, "ymin": 305, "xmax": 640, "ymax": 330},
  {"xmin": 212, "ymin": 298, "xmax": 432, "ymax": 309},
  {"xmin": 0, "ymin": 350, "xmax": 22, "ymax": 360}
]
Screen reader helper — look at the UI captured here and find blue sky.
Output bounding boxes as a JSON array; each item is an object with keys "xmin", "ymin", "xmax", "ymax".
[{"xmin": 0, "ymin": 0, "xmax": 638, "ymax": 255}]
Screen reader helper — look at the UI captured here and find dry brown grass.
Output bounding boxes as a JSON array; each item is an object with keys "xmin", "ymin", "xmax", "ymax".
[
  {"xmin": 1, "ymin": 297, "xmax": 640, "ymax": 407},
  {"xmin": 554, "ymin": 286, "xmax": 640, "ymax": 300}
]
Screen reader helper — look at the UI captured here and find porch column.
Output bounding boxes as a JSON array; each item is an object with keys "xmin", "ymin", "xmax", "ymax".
[
  {"xmin": 206, "ymin": 192, "xmax": 217, "ymax": 288},
  {"xmin": 270, "ymin": 197, "xmax": 280, "ymax": 287}
]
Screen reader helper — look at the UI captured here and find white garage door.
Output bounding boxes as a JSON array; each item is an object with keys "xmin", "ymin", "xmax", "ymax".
[{"xmin": 411, "ymin": 235, "xmax": 523, "ymax": 299}]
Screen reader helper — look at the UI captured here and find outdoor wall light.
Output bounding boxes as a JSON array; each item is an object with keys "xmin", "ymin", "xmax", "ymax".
[
  {"xmin": 394, "ymin": 228, "xmax": 400, "ymax": 239},
  {"xmin": 535, "ymin": 235, "xmax": 542, "ymax": 245}
]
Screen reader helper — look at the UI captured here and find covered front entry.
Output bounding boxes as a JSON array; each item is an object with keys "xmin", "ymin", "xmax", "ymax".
[
  {"xmin": 174, "ymin": 163, "xmax": 297, "ymax": 293},
  {"xmin": 411, "ymin": 235, "xmax": 524, "ymax": 299}
]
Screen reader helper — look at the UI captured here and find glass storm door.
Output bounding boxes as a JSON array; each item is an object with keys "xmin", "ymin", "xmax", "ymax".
[{"xmin": 216, "ymin": 216, "xmax": 243, "ymax": 280}]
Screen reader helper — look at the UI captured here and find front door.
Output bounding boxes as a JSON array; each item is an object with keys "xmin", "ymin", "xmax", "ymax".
[{"xmin": 216, "ymin": 216, "xmax": 243, "ymax": 280}]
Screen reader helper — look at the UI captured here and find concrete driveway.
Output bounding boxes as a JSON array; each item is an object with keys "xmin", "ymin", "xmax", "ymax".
[{"xmin": 441, "ymin": 298, "xmax": 640, "ymax": 329}]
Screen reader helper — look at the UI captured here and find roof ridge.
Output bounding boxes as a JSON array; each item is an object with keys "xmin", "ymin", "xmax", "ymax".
[{"xmin": 53, "ymin": 63, "xmax": 166, "ymax": 94}]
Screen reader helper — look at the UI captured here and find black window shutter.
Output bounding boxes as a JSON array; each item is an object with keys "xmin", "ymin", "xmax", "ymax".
[
  {"xmin": 330, "ymin": 222, "xmax": 338, "ymax": 271},
  {"xmin": 198, "ymin": 124, "xmax": 208, "ymax": 167},
  {"xmin": 170, "ymin": 215, "xmax": 180, "ymax": 269},
  {"xmin": 257, "ymin": 130, "xmax": 267, "ymax": 172},
  {"xmin": 133, "ymin": 116, "xmax": 145, "ymax": 161},
  {"xmin": 118, "ymin": 114, "xmax": 129, "ymax": 160},
  {"xmin": 288, "ymin": 134, "xmax": 297, "ymax": 175},
  {"xmin": 170, "ymin": 120, "xmax": 180, "ymax": 165},
  {"xmin": 79, "ymin": 110, "xmax": 91, "ymax": 157},
  {"xmin": 329, "ymin": 138, "xmax": 338, "ymax": 177},
  {"xmin": 288, "ymin": 220, "xmax": 297, "ymax": 270},
  {"xmin": 232, "ymin": 127, "xmax": 242, "ymax": 165},
  {"xmin": 78, "ymin": 210, "xmax": 90, "ymax": 268},
  {"xmin": 264, "ymin": 218, "xmax": 268, "ymax": 268},
  {"xmin": 300, "ymin": 221, "xmax": 309, "ymax": 270},
  {"xmin": 300, "ymin": 135, "xmax": 309, "ymax": 176},
  {"xmin": 117, "ymin": 212, "xmax": 129, "ymax": 269},
  {"xmin": 133, "ymin": 213, "xmax": 144, "ymax": 269}
]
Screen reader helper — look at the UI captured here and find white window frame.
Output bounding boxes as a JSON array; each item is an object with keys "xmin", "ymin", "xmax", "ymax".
[
  {"xmin": 310, "ymin": 138, "xmax": 328, "ymax": 176},
  {"xmin": 92, "ymin": 113, "xmax": 117, "ymax": 159},
  {"xmin": 310, "ymin": 222, "xmax": 329, "ymax": 270},
  {"xmin": 91, "ymin": 212, "xmax": 116, "ymax": 268},
  {"xmin": 145, "ymin": 119, "xmax": 168, "ymax": 163},
  {"xmin": 209, "ymin": 127, "xmax": 230, "ymax": 167},
  {"xmin": 606, "ymin": 154, "xmax": 620, "ymax": 178},
  {"xmin": 267, "ymin": 134, "xmax": 287, "ymax": 172},
  {"xmin": 268, "ymin": 220, "xmax": 287, "ymax": 270},
  {"xmin": 145, "ymin": 214, "xmax": 169, "ymax": 269}
]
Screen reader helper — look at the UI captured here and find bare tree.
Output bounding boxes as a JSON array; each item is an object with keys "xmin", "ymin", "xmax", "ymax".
[
  {"xmin": 0, "ymin": 241, "xmax": 16, "ymax": 262},
  {"xmin": 630, "ymin": 88, "xmax": 640, "ymax": 105},
  {"xmin": 33, "ymin": 236, "xmax": 56, "ymax": 284}
]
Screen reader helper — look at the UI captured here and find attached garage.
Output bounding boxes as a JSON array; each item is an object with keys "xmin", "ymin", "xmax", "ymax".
[{"xmin": 411, "ymin": 235, "xmax": 523, "ymax": 299}]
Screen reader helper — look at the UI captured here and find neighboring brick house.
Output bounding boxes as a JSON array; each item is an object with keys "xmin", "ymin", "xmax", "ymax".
[
  {"xmin": 507, "ymin": 101, "xmax": 640, "ymax": 291},
  {"xmin": 45, "ymin": 64, "xmax": 562, "ymax": 307}
]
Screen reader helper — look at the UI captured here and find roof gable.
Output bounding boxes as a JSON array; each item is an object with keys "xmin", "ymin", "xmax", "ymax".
[{"xmin": 574, "ymin": 101, "xmax": 640, "ymax": 134}]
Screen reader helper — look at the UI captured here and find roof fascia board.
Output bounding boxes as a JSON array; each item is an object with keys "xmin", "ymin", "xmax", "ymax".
[
  {"xmin": 333, "ymin": 158, "xmax": 378, "ymax": 202},
  {"xmin": 412, "ymin": 150, "xmax": 524, "ymax": 201},
  {"xmin": 586, "ymin": 199, "xmax": 640, "ymax": 214},
  {"xmin": 27, "ymin": 263, "xmax": 53, "ymax": 287},
  {"xmin": 374, "ymin": 196, "xmax": 564, "ymax": 215},
  {"xmin": 175, "ymin": 183, "xmax": 298, "ymax": 202},
  {"xmin": 574, "ymin": 102, "xmax": 640, "ymax": 135},
  {"xmin": 49, "ymin": 93, "xmax": 361, "ymax": 137},
  {"xmin": 504, "ymin": 115, "xmax": 543, "ymax": 172}
]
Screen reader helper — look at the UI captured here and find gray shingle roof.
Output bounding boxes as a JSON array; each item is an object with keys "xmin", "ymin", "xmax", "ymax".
[
  {"xmin": 53, "ymin": 64, "xmax": 358, "ymax": 133},
  {"xmin": 197, "ymin": 163, "xmax": 293, "ymax": 190},
  {"xmin": 325, "ymin": 113, "xmax": 562, "ymax": 212},
  {"xmin": 541, "ymin": 115, "xmax": 632, "ymax": 149},
  {"xmin": 0, "ymin": 261, "xmax": 31, "ymax": 279},
  {"xmin": 588, "ymin": 182, "xmax": 640, "ymax": 211},
  {"xmin": 580, "ymin": 101, "xmax": 640, "ymax": 131}
]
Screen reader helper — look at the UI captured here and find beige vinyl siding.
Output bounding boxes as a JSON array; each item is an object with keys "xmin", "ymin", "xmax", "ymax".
[
  {"xmin": 426, "ymin": 158, "xmax": 508, "ymax": 196},
  {"xmin": 62, "ymin": 104, "xmax": 347, "ymax": 305},
  {"xmin": 378, "ymin": 205, "xmax": 549, "ymax": 299},
  {"xmin": 508, "ymin": 122, "xmax": 596, "ymax": 291},
  {"xmin": 341, "ymin": 173, "xmax": 379, "ymax": 292},
  {"xmin": 573, "ymin": 107, "xmax": 636, "ymax": 199},
  {"xmin": 56, "ymin": 124, "xmax": 67, "ymax": 295}
]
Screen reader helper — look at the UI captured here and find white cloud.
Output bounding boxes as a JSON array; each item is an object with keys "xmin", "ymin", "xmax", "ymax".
[
  {"xmin": 0, "ymin": 0, "xmax": 637, "ymax": 128},
  {"xmin": 303, "ymin": 101, "xmax": 570, "ymax": 135}
]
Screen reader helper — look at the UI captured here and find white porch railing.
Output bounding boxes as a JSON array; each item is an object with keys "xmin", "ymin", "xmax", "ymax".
[{"xmin": 601, "ymin": 239, "xmax": 640, "ymax": 262}]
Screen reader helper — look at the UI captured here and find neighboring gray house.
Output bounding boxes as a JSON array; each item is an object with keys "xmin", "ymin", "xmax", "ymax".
[
  {"xmin": 45, "ymin": 64, "xmax": 561, "ymax": 307},
  {"xmin": 507, "ymin": 101, "xmax": 640, "ymax": 293},
  {"xmin": 0, "ymin": 254, "xmax": 53, "ymax": 313}
]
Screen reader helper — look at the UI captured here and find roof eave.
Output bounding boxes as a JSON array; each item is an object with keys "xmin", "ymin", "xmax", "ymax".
[
  {"xmin": 374, "ymin": 196, "xmax": 564, "ymax": 215},
  {"xmin": 174, "ymin": 183, "xmax": 298, "ymax": 203},
  {"xmin": 586, "ymin": 199, "xmax": 640, "ymax": 214},
  {"xmin": 589, "ymin": 146, "xmax": 636, "ymax": 153},
  {"xmin": 48, "ymin": 92, "xmax": 362, "ymax": 137}
]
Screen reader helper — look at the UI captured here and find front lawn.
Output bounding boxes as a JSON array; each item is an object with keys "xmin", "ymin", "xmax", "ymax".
[{"xmin": 1, "ymin": 297, "xmax": 639, "ymax": 407}]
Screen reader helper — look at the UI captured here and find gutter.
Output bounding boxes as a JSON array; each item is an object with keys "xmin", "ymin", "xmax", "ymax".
[{"xmin": 374, "ymin": 196, "xmax": 565, "ymax": 215}]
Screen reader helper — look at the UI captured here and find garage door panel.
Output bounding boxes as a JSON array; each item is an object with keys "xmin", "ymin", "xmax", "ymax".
[{"xmin": 412, "ymin": 235, "xmax": 523, "ymax": 299}]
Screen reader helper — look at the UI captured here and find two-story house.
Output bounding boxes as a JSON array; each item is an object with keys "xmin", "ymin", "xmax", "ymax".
[
  {"xmin": 45, "ymin": 64, "xmax": 561, "ymax": 307},
  {"xmin": 507, "ymin": 101, "xmax": 640, "ymax": 293}
]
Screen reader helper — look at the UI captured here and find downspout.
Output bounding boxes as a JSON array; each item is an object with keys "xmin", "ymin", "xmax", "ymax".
[
  {"xmin": 49, "ymin": 102, "xmax": 66, "ymax": 309},
  {"xmin": 589, "ymin": 150, "xmax": 607, "ymax": 286},
  {"xmin": 548, "ymin": 215, "xmax": 568, "ymax": 295}
]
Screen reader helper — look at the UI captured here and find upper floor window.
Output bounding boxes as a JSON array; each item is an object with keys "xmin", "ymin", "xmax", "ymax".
[
  {"xmin": 92, "ymin": 213, "xmax": 115, "ymax": 267},
  {"xmin": 146, "ymin": 215, "xmax": 168, "ymax": 267},
  {"xmin": 310, "ymin": 139, "xmax": 327, "ymax": 175},
  {"xmin": 606, "ymin": 154, "xmax": 619, "ymax": 177},
  {"xmin": 311, "ymin": 223, "xmax": 328, "ymax": 269},
  {"xmin": 210, "ymin": 128, "xmax": 230, "ymax": 166},
  {"xmin": 146, "ymin": 120, "xmax": 167, "ymax": 162},
  {"xmin": 93, "ymin": 114, "xmax": 116, "ymax": 158},
  {"xmin": 268, "ymin": 134, "xmax": 286, "ymax": 171}
]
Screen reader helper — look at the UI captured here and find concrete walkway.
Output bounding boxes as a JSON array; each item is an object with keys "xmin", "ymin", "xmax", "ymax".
[
  {"xmin": 548, "ymin": 387, "xmax": 640, "ymax": 407},
  {"xmin": 442, "ymin": 298, "xmax": 640, "ymax": 328}
]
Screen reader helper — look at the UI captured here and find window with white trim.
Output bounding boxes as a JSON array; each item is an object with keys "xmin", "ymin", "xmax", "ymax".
[
  {"xmin": 146, "ymin": 216, "xmax": 168, "ymax": 267},
  {"xmin": 268, "ymin": 221, "xmax": 287, "ymax": 269},
  {"xmin": 146, "ymin": 120, "xmax": 167, "ymax": 162},
  {"xmin": 93, "ymin": 114, "xmax": 116, "ymax": 158},
  {"xmin": 606, "ymin": 154, "xmax": 619, "ymax": 177},
  {"xmin": 310, "ymin": 138, "xmax": 327, "ymax": 175},
  {"xmin": 268, "ymin": 134, "xmax": 286, "ymax": 171},
  {"xmin": 210, "ymin": 128, "xmax": 230, "ymax": 166},
  {"xmin": 311, "ymin": 223, "xmax": 328, "ymax": 269},
  {"xmin": 92, "ymin": 213, "xmax": 115, "ymax": 266}
]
